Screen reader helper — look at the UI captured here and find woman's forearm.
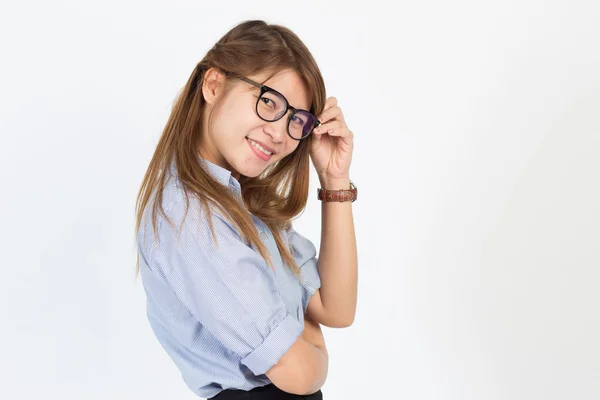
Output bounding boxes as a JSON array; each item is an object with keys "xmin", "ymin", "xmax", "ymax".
[
  {"xmin": 268, "ymin": 327, "xmax": 328, "ymax": 396},
  {"xmin": 316, "ymin": 177, "xmax": 358, "ymax": 326},
  {"xmin": 300, "ymin": 317, "xmax": 328, "ymax": 395}
]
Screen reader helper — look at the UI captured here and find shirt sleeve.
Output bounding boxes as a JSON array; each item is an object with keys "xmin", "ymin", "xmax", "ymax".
[
  {"xmin": 150, "ymin": 199, "xmax": 303, "ymax": 376},
  {"xmin": 286, "ymin": 225, "xmax": 322, "ymax": 312}
]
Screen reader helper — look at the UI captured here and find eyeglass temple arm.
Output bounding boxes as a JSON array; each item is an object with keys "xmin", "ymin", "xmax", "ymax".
[{"xmin": 224, "ymin": 71, "xmax": 262, "ymax": 89}]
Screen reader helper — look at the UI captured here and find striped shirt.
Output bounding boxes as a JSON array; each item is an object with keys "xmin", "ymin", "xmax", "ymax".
[{"xmin": 136, "ymin": 157, "xmax": 321, "ymax": 398}]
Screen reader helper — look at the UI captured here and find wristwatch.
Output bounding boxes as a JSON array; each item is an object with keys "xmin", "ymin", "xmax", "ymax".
[{"xmin": 317, "ymin": 181, "xmax": 357, "ymax": 202}]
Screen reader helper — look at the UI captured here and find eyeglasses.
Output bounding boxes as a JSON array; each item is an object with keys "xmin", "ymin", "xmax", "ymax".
[{"xmin": 224, "ymin": 71, "xmax": 321, "ymax": 140}]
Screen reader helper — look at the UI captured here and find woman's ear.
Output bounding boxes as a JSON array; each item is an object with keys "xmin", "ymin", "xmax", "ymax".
[{"xmin": 202, "ymin": 68, "xmax": 227, "ymax": 105}]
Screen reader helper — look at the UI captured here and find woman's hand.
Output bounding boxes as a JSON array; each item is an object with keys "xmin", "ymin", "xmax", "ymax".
[{"xmin": 309, "ymin": 97, "xmax": 354, "ymax": 187}]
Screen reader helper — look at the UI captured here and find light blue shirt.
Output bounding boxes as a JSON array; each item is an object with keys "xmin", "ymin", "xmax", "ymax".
[{"xmin": 137, "ymin": 157, "xmax": 321, "ymax": 398}]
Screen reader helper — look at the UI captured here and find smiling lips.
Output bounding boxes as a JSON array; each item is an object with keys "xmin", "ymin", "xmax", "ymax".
[{"xmin": 247, "ymin": 138, "xmax": 275, "ymax": 161}]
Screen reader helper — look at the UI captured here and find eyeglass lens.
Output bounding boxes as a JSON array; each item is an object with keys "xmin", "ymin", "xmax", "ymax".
[{"xmin": 256, "ymin": 90, "xmax": 317, "ymax": 139}]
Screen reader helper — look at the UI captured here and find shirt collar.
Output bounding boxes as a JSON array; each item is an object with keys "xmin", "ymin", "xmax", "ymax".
[
  {"xmin": 198, "ymin": 156, "xmax": 235, "ymax": 187},
  {"xmin": 169, "ymin": 156, "xmax": 241, "ymax": 192}
]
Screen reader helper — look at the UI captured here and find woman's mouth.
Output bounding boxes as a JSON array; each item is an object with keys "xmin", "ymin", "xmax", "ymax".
[{"xmin": 247, "ymin": 138, "xmax": 273, "ymax": 161}]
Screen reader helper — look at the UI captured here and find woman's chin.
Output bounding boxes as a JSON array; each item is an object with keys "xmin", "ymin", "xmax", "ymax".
[{"xmin": 232, "ymin": 164, "xmax": 263, "ymax": 180}]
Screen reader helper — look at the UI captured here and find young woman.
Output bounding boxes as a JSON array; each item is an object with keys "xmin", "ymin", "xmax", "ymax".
[{"xmin": 134, "ymin": 19, "xmax": 358, "ymax": 400}]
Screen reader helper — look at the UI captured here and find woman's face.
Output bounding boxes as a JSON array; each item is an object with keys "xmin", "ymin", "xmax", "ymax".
[{"xmin": 199, "ymin": 68, "xmax": 311, "ymax": 180}]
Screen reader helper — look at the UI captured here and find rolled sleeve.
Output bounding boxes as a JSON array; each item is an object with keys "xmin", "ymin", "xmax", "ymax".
[
  {"xmin": 287, "ymin": 226, "xmax": 322, "ymax": 311},
  {"xmin": 152, "ymin": 199, "xmax": 303, "ymax": 376},
  {"xmin": 241, "ymin": 314, "xmax": 302, "ymax": 375}
]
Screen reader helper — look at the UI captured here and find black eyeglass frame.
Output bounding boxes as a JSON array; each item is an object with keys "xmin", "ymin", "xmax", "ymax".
[{"xmin": 224, "ymin": 71, "xmax": 321, "ymax": 141}]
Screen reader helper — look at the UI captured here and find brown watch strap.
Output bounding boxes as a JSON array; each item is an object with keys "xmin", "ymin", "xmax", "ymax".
[{"xmin": 317, "ymin": 181, "xmax": 357, "ymax": 202}]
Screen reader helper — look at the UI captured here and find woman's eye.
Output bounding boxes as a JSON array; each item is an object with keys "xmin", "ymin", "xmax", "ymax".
[
  {"xmin": 291, "ymin": 115, "xmax": 306, "ymax": 126},
  {"xmin": 260, "ymin": 97, "xmax": 276, "ymax": 108}
]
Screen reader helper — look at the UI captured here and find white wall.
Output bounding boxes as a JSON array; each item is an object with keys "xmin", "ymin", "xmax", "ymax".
[{"xmin": 1, "ymin": 1, "xmax": 598, "ymax": 399}]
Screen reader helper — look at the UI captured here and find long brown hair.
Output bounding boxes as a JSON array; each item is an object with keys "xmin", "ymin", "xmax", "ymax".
[{"xmin": 134, "ymin": 20, "xmax": 326, "ymax": 279}]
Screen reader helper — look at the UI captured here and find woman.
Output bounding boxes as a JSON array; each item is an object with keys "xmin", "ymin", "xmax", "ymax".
[{"xmin": 134, "ymin": 19, "xmax": 358, "ymax": 399}]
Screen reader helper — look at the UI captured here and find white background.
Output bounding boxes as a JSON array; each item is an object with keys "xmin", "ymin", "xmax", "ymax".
[{"xmin": 1, "ymin": 1, "xmax": 599, "ymax": 399}]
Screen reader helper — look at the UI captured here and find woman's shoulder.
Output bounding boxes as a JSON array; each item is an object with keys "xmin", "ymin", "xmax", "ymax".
[{"xmin": 139, "ymin": 177, "xmax": 233, "ymax": 248}]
